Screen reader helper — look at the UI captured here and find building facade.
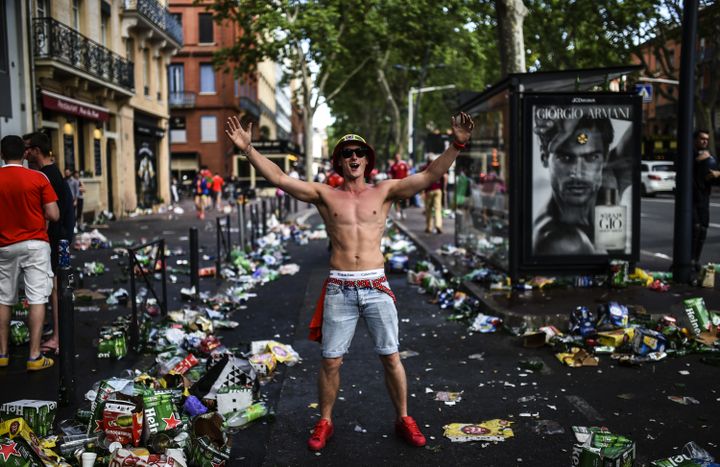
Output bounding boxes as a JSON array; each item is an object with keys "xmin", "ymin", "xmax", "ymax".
[
  {"xmin": 633, "ymin": 3, "xmax": 719, "ymax": 160},
  {"xmin": 167, "ymin": 0, "xmax": 260, "ymax": 186},
  {"xmin": 0, "ymin": 0, "xmax": 35, "ymax": 139},
  {"xmin": 19, "ymin": 0, "xmax": 182, "ymax": 218}
]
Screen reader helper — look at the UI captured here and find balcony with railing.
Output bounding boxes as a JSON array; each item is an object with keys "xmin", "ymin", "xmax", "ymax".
[
  {"xmin": 33, "ymin": 17, "xmax": 134, "ymax": 92},
  {"xmin": 122, "ymin": 0, "xmax": 182, "ymax": 47},
  {"xmin": 169, "ymin": 91, "xmax": 196, "ymax": 108}
]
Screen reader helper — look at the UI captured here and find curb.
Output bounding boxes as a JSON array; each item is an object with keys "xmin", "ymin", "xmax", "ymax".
[{"xmin": 392, "ymin": 219, "xmax": 569, "ymax": 330}]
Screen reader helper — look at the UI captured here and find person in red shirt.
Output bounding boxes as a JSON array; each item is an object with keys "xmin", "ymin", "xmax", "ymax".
[
  {"xmin": 0, "ymin": 135, "xmax": 59, "ymax": 371},
  {"xmin": 212, "ymin": 172, "xmax": 224, "ymax": 211},
  {"xmin": 388, "ymin": 152, "xmax": 410, "ymax": 218}
]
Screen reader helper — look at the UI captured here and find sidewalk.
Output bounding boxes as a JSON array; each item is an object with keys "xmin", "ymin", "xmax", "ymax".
[{"xmin": 393, "ymin": 206, "xmax": 719, "ymax": 329}]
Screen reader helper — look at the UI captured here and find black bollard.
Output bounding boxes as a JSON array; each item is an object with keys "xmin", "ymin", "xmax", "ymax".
[
  {"xmin": 237, "ymin": 205, "xmax": 245, "ymax": 250},
  {"xmin": 128, "ymin": 250, "xmax": 139, "ymax": 350},
  {"xmin": 215, "ymin": 217, "xmax": 222, "ymax": 273},
  {"xmin": 57, "ymin": 242, "xmax": 75, "ymax": 406},
  {"xmin": 225, "ymin": 215, "xmax": 232, "ymax": 260},
  {"xmin": 159, "ymin": 239, "xmax": 168, "ymax": 317},
  {"xmin": 261, "ymin": 199, "xmax": 267, "ymax": 236},
  {"xmin": 189, "ymin": 227, "xmax": 199, "ymax": 294},
  {"xmin": 293, "ymin": 197, "xmax": 298, "ymax": 213},
  {"xmin": 278, "ymin": 195, "xmax": 283, "ymax": 221},
  {"xmin": 250, "ymin": 205, "xmax": 257, "ymax": 247}
]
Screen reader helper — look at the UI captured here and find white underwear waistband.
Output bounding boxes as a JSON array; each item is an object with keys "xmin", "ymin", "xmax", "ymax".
[{"xmin": 329, "ymin": 269, "xmax": 386, "ymax": 280}]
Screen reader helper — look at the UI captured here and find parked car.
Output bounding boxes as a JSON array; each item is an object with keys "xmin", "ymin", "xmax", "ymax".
[{"xmin": 640, "ymin": 161, "xmax": 675, "ymax": 196}]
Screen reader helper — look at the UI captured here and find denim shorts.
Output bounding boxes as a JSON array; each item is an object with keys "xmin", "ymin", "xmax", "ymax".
[{"xmin": 321, "ymin": 273, "xmax": 399, "ymax": 358}]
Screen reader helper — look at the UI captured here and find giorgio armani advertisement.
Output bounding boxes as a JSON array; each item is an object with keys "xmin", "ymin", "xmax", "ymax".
[{"xmin": 523, "ymin": 94, "xmax": 641, "ymax": 264}]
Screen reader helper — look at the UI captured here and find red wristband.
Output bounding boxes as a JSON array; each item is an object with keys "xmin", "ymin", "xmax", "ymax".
[{"xmin": 452, "ymin": 140, "xmax": 467, "ymax": 150}]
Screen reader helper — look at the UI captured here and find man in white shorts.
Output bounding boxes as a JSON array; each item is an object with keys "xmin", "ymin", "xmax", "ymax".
[
  {"xmin": 0, "ymin": 135, "xmax": 59, "ymax": 371},
  {"xmin": 226, "ymin": 112, "xmax": 474, "ymax": 451}
]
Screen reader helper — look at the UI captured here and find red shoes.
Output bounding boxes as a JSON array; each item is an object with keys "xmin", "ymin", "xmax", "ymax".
[
  {"xmin": 308, "ymin": 419, "xmax": 334, "ymax": 451},
  {"xmin": 307, "ymin": 416, "xmax": 425, "ymax": 451},
  {"xmin": 396, "ymin": 416, "xmax": 426, "ymax": 447}
]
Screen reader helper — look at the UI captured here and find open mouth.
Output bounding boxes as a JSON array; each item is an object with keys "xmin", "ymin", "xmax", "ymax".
[{"xmin": 349, "ymin": 162, "xmax": 361, "ymax": 170}]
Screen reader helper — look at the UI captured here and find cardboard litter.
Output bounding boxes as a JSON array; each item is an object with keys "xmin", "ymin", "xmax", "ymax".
[{"xmin": 443, "ymin": 419, "xmax": 514, "ymax": 443}]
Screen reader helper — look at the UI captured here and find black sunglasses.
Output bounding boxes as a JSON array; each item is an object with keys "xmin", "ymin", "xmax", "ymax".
[{"xmin": 340, "ymin": 147, "xmax": 370, "ymax": 159}]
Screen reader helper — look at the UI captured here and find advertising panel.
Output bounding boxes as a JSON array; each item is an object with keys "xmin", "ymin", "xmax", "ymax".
[{"xmin": 522, "ymin": 94, "xmax": 641, "ymax": 269}]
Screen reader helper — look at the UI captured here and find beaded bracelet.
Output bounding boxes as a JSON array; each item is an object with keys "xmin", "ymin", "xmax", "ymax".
[{"xmin": 452, "ymin": 140, "xmax": 467, "ymax": 150}]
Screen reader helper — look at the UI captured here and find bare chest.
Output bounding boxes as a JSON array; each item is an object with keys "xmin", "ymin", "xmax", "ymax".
[{"xmin": 322, "ymin": 189, "xmax": 388, "ymax": 225}]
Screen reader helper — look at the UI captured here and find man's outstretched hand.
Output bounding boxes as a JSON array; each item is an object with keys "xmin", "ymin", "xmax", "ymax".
[
  {"xmin": 226, "ymin": 116, "xmax": 253, "ymax": 152},
  {"xmin": 451, "ymin": 112, "xmax": 474, "ymax": 144}
]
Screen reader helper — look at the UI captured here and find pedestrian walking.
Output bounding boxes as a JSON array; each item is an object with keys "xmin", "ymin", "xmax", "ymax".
[
  {"xmin": 225, "ymin": 111, "xmax": 474, "ymax": 452},
  {"xmin": 691, "ymin": 129, "xmax": 720, "ymax": 269},
  {"xmin": 65, "ymin": 168, "xmax": 80, "ymax": 228},
  {"xmin": 0, "ymin": 135, "xmax": 59, "ymax": 371},
  {"xmin": 23, "ymin": 132, "xmax": 75, "ymax": 355},
  {"xmin": 420, "ymin": 154, "xmax": 447, "ymax": 234},
  {"xmin": 212, "ymin": 172, "xmax": 224, "ymax": 211},
  {"xmin": 388, "ymin": 152, "xmax": 410, "ymax": 218},
  {"xmin": 193, "ymin": 169, "xmax": 207, "ymax": 220},
  {"xmin": 73, "ymin": 171, "xmax": 85, "ymax": 230},
  {"xmin": 171, "ymin": 177, "xmax": 180, "ymax": 204}
]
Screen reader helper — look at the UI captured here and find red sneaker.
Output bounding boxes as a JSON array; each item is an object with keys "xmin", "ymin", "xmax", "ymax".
[
  {"xmin": 395, "ymin": 416, "xmax": 426, "ymax": 447},
  {"xmin": 308, "ymin": 419, "xmax": 334, "ymax": 451}
]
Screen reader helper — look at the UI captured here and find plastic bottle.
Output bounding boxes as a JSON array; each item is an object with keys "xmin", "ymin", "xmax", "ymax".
[{"xmin": 224, "ymin": 402, "xmax": 268, "ymax": 429}]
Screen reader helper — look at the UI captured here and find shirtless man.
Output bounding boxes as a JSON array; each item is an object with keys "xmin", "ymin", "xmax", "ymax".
[{"xmin": 225, "ymin": 112, "xmax": 474, "ymax": 451}]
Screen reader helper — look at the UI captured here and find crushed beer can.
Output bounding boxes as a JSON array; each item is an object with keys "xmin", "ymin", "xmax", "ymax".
[
  {"xmin": 188, "ymin": 413, "xmax": 230, "ymax": 467},
  {"xmin": 609, "ymin": 260, "xmax": 628, "ymax": 288}
]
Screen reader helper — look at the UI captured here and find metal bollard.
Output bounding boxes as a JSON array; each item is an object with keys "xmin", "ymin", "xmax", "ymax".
[
  {"xmin": 159, "ymin": 239, "xmax": 168, "ymax": 317},
  {"xmin": 261, "ymin": 199, "xmax": 267, "ymax": 236},
  {"xmin": 189, "ymin": 227, "xmax": 199, "ymax": 294},
  {"xmin": 278, "ymin": 195, "xmax": 283, "ymax": 221},
  {"xmin": 215, "ymin": 217, "xmax": 222, "ymax": 273},
  {"xmin": 57, "ymin": 240, "xmax": 75, "ymax": 406},
  {"xmin": 237, "ymin": 205, "xmax": 245, "ymax": 250},
  {"xmin": 225, "ymin": 215, "xmax": 232, "ymax": 260}
]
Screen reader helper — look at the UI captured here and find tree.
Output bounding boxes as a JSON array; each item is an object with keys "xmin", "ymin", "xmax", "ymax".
[
  {"xmin": 205, "ymin": 0, "xmax": 375, "ymax": 177},
  {"xmin": 523, "ymin": 0, "xmax": 662, "ymax": 71},
  {"xmin": 632, "ymin": 1, "xmax": 719, "ymax": 151},
  {"xmin": 495, "ymin": 0, "xmax": 528, "ymax": 75}
]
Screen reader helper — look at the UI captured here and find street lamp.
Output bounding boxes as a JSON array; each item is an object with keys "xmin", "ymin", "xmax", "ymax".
[{"xmin": 408, "ymin": 84, "xmax": 456, "ymax": 159}]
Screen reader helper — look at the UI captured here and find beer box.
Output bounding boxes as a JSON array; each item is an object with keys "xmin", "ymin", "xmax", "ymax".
[
  {"xmin": 0, "ymin": 400, "xmax": 57, "ymax": 438},
  {"xmin": 571, "ymin": 428, "xmax": 635, "ymax": 467},
  {"xmin": 597, "ymin": 328, "xmax": 635, "ymax": 348},
  {"xmin": 682, "ymin": 298, "xmax": 711, "ymax": 336},
  {"xmin": 0, "ymin": 436, "xmax": 43, "ymax": 467},
  {"xmin": 103, "ymin": 400, "xmax": 143, "ymax": 446},
  {"xmin": 0, "ymin": 418, "xmax": 57, "ymax": 466}
]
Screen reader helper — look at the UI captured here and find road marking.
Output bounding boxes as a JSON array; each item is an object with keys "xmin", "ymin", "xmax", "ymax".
[
  {"xmin": 643, "ymin": 198, "xmax": 720, "ymax": 208},
  {"xmin": 711, "ymin": 223, "xmax": 720, "ymax": 229},
  {"xmin": 565, "ymin": 395, "xmax": 605, "ymax": 421},
  {"xmin": 641, "ymin": 250, "xmax": 672, "ymax": 261}
]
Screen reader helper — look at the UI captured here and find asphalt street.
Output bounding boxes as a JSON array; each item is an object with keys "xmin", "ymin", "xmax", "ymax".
[
  {"xmin": 0, "ymin": 201, "xmax": 718, "ymax": 466},
  {"xmin": 639, "ymin": 193, "xmax": 720, "ymax": 271}
]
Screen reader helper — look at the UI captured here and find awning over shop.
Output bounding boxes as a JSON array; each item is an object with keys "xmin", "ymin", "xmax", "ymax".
[{"xmin": 41, "ymin": 90, "xmax": 110, "ymax": 122}]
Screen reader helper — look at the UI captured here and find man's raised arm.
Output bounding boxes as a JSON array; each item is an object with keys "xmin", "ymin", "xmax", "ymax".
[
  {"xmin": 225, "ymin": 116, "xmax": 322, "ymax": 203},
  {"xmin": 388, "ymin": 112, "xmax": 474, "ymax": 201}
]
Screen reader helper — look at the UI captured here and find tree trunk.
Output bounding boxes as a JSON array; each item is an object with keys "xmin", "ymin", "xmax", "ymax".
[
  {"xmin": 495, "ymin": 0, "xmax": 528, "ymax": 76},
  {"xmin": 376, "ymin": 64, "xmax": 403, "ymax": 156}
]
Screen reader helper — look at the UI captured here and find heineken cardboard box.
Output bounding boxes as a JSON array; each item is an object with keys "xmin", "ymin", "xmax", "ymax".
[
  {"xmin": 571, "ymin": 427, "xmax": 636, "ymax": 467},
  {"xmin": 650, "ymin": 454, "xmax": 705, "ymax": 466},
  {"xmin": 0, "ymin": 418, "xmax": 60, "ymax": 466},
  {"xmin": 0, "ymin": 400, "xmax": 57, "ymax": 438}
]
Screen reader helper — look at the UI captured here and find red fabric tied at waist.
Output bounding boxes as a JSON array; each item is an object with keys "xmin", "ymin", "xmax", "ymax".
[{"xmin": 308, "ymin": 275, "xmax": 396, "ymax": 343}]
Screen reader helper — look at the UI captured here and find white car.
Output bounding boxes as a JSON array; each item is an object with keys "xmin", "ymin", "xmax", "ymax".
[{"xmin": 640, "ymin": 161, "xmax": 675, "ymax": 196}]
